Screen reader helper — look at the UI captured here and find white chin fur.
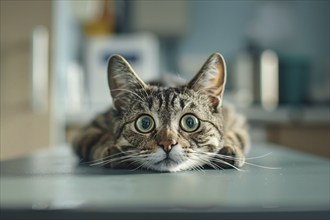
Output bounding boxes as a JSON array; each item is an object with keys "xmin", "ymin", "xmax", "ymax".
[
  {"xmin": 143, "ymin": 146, "xmax": 205, "ymax": 172},
  {"xmin": 148, "ymin": 159, "xmax": 205, "ymax": 172}
]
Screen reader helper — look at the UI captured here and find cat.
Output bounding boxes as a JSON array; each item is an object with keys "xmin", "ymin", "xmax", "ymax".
[{"xmin": 73, "ymin": 53, "xmax": 250, "ymax": 172}]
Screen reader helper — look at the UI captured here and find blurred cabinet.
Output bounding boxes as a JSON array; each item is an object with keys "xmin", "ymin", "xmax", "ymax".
[
  {"xmin": 0, "ymin": 1, "xmax": 53, "ymax": 160},
  {"xmin": 240, "ymin": 106, "xmax": 329, "ymax": 158},
  {"xmin": 266, "ymin": 124, "xmax": 330, "ymax": 158}
]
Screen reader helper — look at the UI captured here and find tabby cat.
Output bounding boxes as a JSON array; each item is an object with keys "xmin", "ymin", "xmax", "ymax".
[{"xmin": 73, "ymin": 53, "xmax": 250, "ymax": 172}]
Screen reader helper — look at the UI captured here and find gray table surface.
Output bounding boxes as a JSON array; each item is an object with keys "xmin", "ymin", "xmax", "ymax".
[{"xmin": 1, "ymin": 143, "xmax": 329, "ymax": 219}]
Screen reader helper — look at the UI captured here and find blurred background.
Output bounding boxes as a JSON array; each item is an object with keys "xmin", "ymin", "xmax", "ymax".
[{"xmin": 1, "ymin": 0, "xmax": 329, "ymax": 160}]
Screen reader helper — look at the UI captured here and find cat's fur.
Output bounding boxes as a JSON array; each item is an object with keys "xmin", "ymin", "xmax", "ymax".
[{"xmin": 73, "ymin": 53, "xmax": 250, "ymax": 172}]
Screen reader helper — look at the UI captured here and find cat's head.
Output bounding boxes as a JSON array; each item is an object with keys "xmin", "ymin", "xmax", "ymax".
[{"xmin": 107, "ymin": 53, "xmax": 226, "ymax": 172}]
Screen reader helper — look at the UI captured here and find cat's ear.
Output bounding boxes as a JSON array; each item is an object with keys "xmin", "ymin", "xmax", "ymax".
[
  {"xmin": 187, "ymin": 53, "xmax": 227, "ymax": 108},
  {"xmin": 107, "ymin": 55, "xmax": 147, "ymax": 110}
]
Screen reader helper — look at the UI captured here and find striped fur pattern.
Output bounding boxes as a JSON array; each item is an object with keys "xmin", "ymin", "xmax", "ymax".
[{"xmin": 73, "ymin": 53, "xmax": 250, "ymax": 172}]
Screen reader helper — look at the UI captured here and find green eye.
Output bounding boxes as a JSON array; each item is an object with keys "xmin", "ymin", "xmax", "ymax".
[
  {"xmin": 180, "ymin": 114, "xmax": 200, "ymax": 132},
  {"xmin": 135, "ymin": 115, "xmax": 155, "ymax": 133}
]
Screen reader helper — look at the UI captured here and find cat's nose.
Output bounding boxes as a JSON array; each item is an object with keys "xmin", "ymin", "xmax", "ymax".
[{"xmin": 158, "ymin": 139, "xmax": 178, "ymax": 153}]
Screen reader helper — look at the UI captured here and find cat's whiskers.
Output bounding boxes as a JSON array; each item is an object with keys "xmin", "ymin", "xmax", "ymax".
[
  {"xmin": 130, "ymin": 154, "xmax": 157, "ymax": 171},
  {"xmin": 145, "ymin": 157, "xmax": 158, "ymax": 171},
  {"xmin": 198, "ymin": 157, "xmax": 224, "ymax": 171},
  {"xmin": 240, "ymin": 161, "xmax": 281, "ymax": 170},
  {"xmin": 202, "ymin": 152, "xmax": 281, "ymax": 170},
  {"xmin": 100, "ymin": 155, "xmax": 147, "ymax": 167},
  {"xmin": 190, "ymin": 150, "xmax": 224, "ymax": 171},
  {"xmin": 96, "ymin": 152, "xmax": 147, "ymax": 168},
  {"xmin": 124, "ymin": 154, "xmax": 152, "ymax": 170},
  {"xmin": 201, "ymin": 151, "xmax": 273, "ymax": 161},
  {"xmin": 90, "ymin": 153, "xmax": 144, "ymax": 166},
  {"xmin": 124, "ymin": 159, "xmax": 143, "ymax": 171},
  {"xmin": 200, "ymin": 152, "xmax": 241, "ymax": 162},
  {"xmin": 190, "ymin": 150, "xmax": 242, "ymax": 171},
  {"xmin": 191, "ymin": 160, "xmax": 206, "ymax": 173},
  {"xmin": 189, "ymin": 159, "xmax": 206, "ymax": 173},
  {"xmin": 84, "ymin": 150, "xmax": 137, "ymax": 165},
  {"xmin": 130, "ymin": 160, "xmax": 149, "ymax": 171},
  {"xmin": 244, "ymin": 152, "xmax": 274, "ymax": 160},
  {"xmin": 210, "ymin": 158, "xmax": 243, "ymax": 171},
  {"xmin": 184, "ymin": 154, "xmax": 207, "ymax": 173}
]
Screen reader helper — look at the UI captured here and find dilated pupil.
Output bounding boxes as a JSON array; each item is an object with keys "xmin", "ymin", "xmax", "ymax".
[
  {"xmin": 141, "ymin": 117, "xmax": 151, "ymax": 129},
  {"xmin": 186, "ymin": 117, "xmax": 195, "ymax": 128}
]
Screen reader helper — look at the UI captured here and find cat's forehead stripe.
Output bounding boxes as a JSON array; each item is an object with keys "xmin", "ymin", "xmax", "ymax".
[
  {"xmin": 148, "ymin": 97, "xmax": 153, "ymax": 110},
  {"xmin": 180, "ymin": 99, "xmax": 185, "ymax": 109},
  {"xmin": 164, "ymin": 89, "xmax": 172, "ymax": 111},
  {"xmin": 157, "ymin": 92, "xmax": 163, "ymax": 111},
  {"xmin": 170, "ymin": 94, "xmax": 177, "ymax": 108}
]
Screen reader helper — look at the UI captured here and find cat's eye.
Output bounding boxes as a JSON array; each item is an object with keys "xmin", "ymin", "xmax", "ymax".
[
  {"xmin": 135, "ymin": 115, "xmax": 155, "ymax": 133},
  {"xmin": 180, "ymin": 114, "xmax": 200, "ymax": 132}
]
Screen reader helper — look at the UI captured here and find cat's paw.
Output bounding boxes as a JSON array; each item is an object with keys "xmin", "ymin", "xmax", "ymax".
[{"xmin": 216, "ymin": 146, "xmax": 245, "ymax": 168}]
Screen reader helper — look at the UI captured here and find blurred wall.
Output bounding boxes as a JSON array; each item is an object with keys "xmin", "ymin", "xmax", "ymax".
[
  {"xmin": 178, "ymin": 1, "xmax": 329, "ymax": 100},
  {"xmin": 180, "ymin": 1, "xmax": 329, "ymax": 63}
]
